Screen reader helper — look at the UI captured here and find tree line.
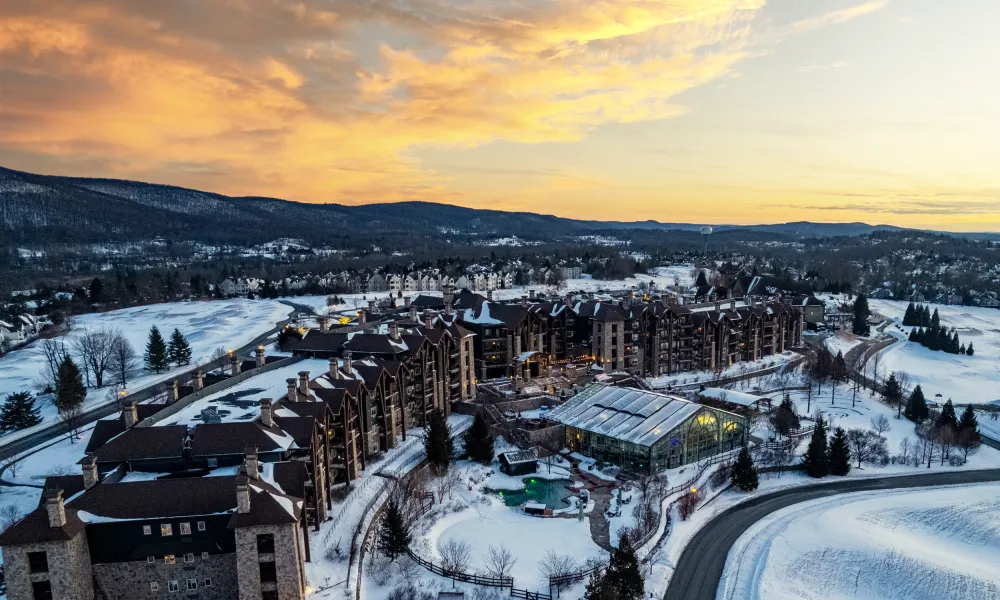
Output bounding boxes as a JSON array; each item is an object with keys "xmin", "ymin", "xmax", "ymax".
[{"xmin": 903, "ymin": 303, "xmax": 973, "ymax": 355}]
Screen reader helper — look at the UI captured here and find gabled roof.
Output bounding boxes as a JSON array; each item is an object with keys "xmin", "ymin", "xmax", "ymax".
[
  {"xmin": 69, "ymin": 476, "xmax": 238, "ymax": 520},
  {"xmin": 86, "ymin": 405, "xmax": 167, "ymax": 453},
  {"xmin": 92, "ymin": 425, "xmax": 188, "ymax": 463},
  {"xmin": 0, "ymin": 505, "xmax": 86, "ymax": 546},
  {"xmin": 286, "ymin": 331, "xmax": 349, "ymax": 353},
  {"xmin": 191, "ymin": 422, "xmax": 294, "ymax": 456}
]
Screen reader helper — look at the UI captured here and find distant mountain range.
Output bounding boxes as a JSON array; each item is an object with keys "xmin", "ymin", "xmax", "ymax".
[{"xmin": 0, "ymin": 166, "xmax": 992, "ymax": 246}]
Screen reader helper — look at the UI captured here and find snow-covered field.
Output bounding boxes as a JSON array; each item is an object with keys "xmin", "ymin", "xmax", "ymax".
[
  {"xmin": 868, "ymin": 300, "xmax": 1000, "ymax": 405},
  {"xmin": 718, "ymin": 483, "xmax": 1000, "ymax": 600},
  {"xmin": 822, "ymin": 330, "xmax": 864, "ymax": 357},
  {"xmin": 0, "ymin": 299, "xmax": 293, "ymax": 439}
]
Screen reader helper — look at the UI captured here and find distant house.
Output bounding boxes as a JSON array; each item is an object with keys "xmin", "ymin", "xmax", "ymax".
[
  {"xmin": 870, "ymin": 288, "xmax": 894, "ymax": 300},
  {"xmin": 498, "ymin": 449, "xmax": 538, "ymax": 476},
  {"xmin": 367, "ymin": 273, "xmax": 388, "ymax": 292}
]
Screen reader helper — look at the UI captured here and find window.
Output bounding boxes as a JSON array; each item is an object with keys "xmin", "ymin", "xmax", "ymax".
[
  {"xmin": 27, "ymin": 551, "xmax": 48, "ymax": 574},
  {"xmin": 201, "ymin": 551, "xmax": 209, "ymax": 560},
  {"xmin": 160, "ymin": 523, "xmax": 173, "ymax": 536},
  {"xmin": 207, "ymin": 458, "xmax": 218, "ymax": 468},
  {"xmin": 179, "ymin": 522, "xmax": 191, "ymax": 535},
  {"xmin": 150, "ymin": 582, "xmax": 159, "ymax": 592},
  {"xmin": 257, "ymin": 533, "xmax": 275, "ymax": 554},
  {"xmin": 143, "ymin": 524, "xmax": 152, "ymax": 536},
  {"xmin": 31, "ymin": 581, "xmax": 52, "ymax": 600},
  {"xmin": 147, "ymin": 556, "xmax": 155, "ymax": 564},
  {"xmin": 204, "ymin": 578, "xmax": 212, "ymax": 587},
  {"xmin": 187, "ymin": 579, "xmax": 198, "ymax": 591},
  {"xmin": 259, "ymin": 562, "xmax": 278, "ymax": 583},
  {"xmin": 167, "ymin": 581, "xmax": 179, "ymax": 593},
  {"xmin": 196, "ymin": 521, "xmax": 206, "ymax": 532},
  {"xmin": 164, "ymin": 555, "xmax": 176, "ymax": 565},
  {"xmin": 262, "ymin": 592, "xmax": 279, "ymax": 600},
  {"xmin": 184, "ymin": 553, "xmax": 194, "ymax": 563}
]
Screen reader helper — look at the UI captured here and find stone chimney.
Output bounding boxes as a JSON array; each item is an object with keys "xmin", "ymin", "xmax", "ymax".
[
  {"xmin": 714, "ymin": 301, "xmax": 721, "ymax": 312},
  {"xmin": 390, "ymin": 322, "xmax": 400, "ymax": 341},
  {"xmin": 195, "ymin": 368, "xmax": 204, "ymax": 390},
  {"xmin": 529, "ymin": 289, "xmax": 535, "ymax": 299},
  {"xmin": 521, "ymin": 296, "xmax": 528, "ymax": 308},
  {"xmin": 229, "ymin": 351, "xmax": 241, "ymax": 376},
  {"xmin": 730, "ymin": 299, "xmax": 737, "ymax": 310},
  {"xmin": 243, "ymin": 447, "xmax": 260, "ymax": 480},
  {"xmin": 44, "ymin": 488, "xmax": 66, "ymax": 528},
  {"xmin": 487, "ymin": 289, "xmax": 494, "ymax": 301},
  {"xmin": 172, "ymin": 379, "xmax": 180, "ymax": 402},
  {"xmin": 286, "ymin": 378, "xmax": 298, "ymax": 401},
  {"xmin": 344, "ymin": 351, "xmax": 353, "ymax": 375},
  {"xmin": 443, "ymin": 285, "xmax": 455, "ymax": 317},
  {"xmin": 403, "ymin": 296, "xmax": 411, "ymax": 308},
  {"xmin": 423, "ymin": 310, "xmax": 434, "ymax": 329},
  {"xmin": 123, "ymin": 401, "xmax": 138, "ymax": 428},
  {"xmin": 329, "ymin": 357, "xmax": 340, "ymax": 379},
  {"xmin": 236, "ymin": 477, "xmax": 251, "ymax": 514},
  {"xmin": 409, "ymin": 306, "xmax": 418, "ymax": 323},
  {"xmin": 318, "ymin": 316, "xmax": 330, "ymax": 332},
  {"xmin": 298, "ymin": 371, "xmax": 310, "ymax": 397},
  {"xmin": 358, "ymin": 309, "xmax": 367, "ymax": 325},
  {"xmin": 260, "ymin": 397, "xmax": 274, "ymax": 428},
  {"xmin": 256, "ymin": 345, "xmax": 266, "ymax": 368},
  {"xmin": 368, "ymin": 299, "xmax": 376, "ymax": 312},
  {"xmin": 82, "ymin": 453, "xmax": 99, "ymax": 490}
]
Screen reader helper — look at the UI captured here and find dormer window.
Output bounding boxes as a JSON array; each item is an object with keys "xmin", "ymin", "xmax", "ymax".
[
  {"xmin": 180, "ymin": 522, "xmax": 191, "ymax": 535},
  {"xmin": 160, "ymin": 523, "xmax": 173, "ymax": 536}
]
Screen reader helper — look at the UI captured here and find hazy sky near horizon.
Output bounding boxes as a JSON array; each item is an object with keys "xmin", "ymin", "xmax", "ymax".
[{"xmin": 2, "ymin": 0, "xmax": 999, "ymax": 231}]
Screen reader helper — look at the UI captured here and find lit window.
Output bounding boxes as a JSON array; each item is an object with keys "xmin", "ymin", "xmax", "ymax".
[
  {"xmin": 168, "ymin": 581, "xmax": 179, "ymax": 593},
  {"xmin": 161, "ymin": 524, "xmax": 173, "ymax": 536},
  {"xmin": 180, "ymin": 522, "xmax": 191, "ymax": 535},
  {"xmin": 196, "ymin": 521, "xmax": 206, "ymax": 531},
  {"xmin": 164, "ymin": 555, "xmax": 176, "ymax": 565},
  {"xmin": 151, "ymin": 582, "xmax": 159, "ymax": 592}
]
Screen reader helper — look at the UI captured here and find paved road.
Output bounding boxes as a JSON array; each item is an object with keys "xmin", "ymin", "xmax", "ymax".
[
  {"xmin": 0, "ymin": 300, "xmax": 312, "ymax": 461},
  {"xmin": 664, "ymin": 469, "xmax": 1000, "ymax": 600}
]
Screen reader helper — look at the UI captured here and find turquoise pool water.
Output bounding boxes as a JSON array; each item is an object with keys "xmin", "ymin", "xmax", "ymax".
[{"xmin": 490, "ymin": 478, "xmax": 574, "ymax": 508}]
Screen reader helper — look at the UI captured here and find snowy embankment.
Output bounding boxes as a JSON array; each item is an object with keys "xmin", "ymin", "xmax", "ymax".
[
  {"xmin": 0, "ymin": 299, "xmax": 293, "ymax": 441},
  {"xmin": 718, "ymin": 483, "xmax": 1000, "ymax": 600},
  {"xmin": 868, "ymin": 300, "xmax": 1000, "ymax": 405},
  {"xmin": 822, "ymin": 331, "xmax": 864, "ymax": 357}
]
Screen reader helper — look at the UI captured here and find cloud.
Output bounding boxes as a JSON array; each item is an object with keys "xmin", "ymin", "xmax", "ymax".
[
  {"xmin": 0, "ymin": 0, "xmax": 887, "ymax": 204},
  {"xmin": 798, "ymin": 60, "xmax": 850, "ymax": 73}
]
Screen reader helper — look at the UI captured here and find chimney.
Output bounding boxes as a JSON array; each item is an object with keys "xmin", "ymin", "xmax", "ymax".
[
  {"xmin": 521, "ymin": 296, "xmax": 528, "ymax": 308},
  {"xmin": 44, "ymin": 488, "xmax": 66, "ymax": 528},
  {"xmin": 529, "ymin": 289, "xmax": 535, "ymax": 299},
  {"xmin": 443, "ymin": 285, "xmax": 454, "ymax": 317},
  {"xmin": 123, "ymin": 401, "xmax": 138, "ymax": 428},
  {"xmin": 409, "ymin": 306, "xmax": 418, "ymax": 323},
  {"xmin": 318, "ymin": 316, "xmax": 330, "ymax": 332},
  {"xmin": 260, "ymin": 397, "xmax": 274, "ymax": 427},
  {"xmin": 358, "ymin": 309, "xmax": 367, "ymax": 325},
  {"xmin": 195, "ymin": 368, "xmax": 204, "ymax": 390},
  {"xmin": 390, "ymin": 322, "xmax": 400, "ymax": 341},
  {"xmin": 344, "ymin": 351, "xmax": 353, "ymax": 375},
  {"xmin": 256, "ymin": 345, "xmax": 266, "ymax": 368},
  {"xmin": 286, "ymin": 378, "xmax": 298, "ymax": 401},
  {"xmin": 424, "ymin": 311, "xmax": 434, "ymax": 329},
  {"xmin": 329, "ymin": 357, "xmax": 340, "ymax": 379},
  {"xmin": 236, "ymin": 477, "xmax": 251, "ymax": 514},
  {"xmin": 730, "ymin": 300, "xmax": 737, "ymax": 310},
  {"xmin": 714, "ymin": 301, "xmax": 721, "ymax": 312},
  {"xmin": 172, "ymin": 379, "xmax": 180, "ymax": 402},
  {"xmin": 243, "ymin": 447, "xmax": 260, "ymax": 480},
  {"xmin": 368, "ymin": 299, "xmax": 376, "ymax": 312},
  {"xmin": 487, "ymin": 289, "xmax": 494, "ymax": 301},
  {"xmin": 82, "ymin": 453, "xmax": 99, "ymax": 490},
  {"xmin": 230, "ymin": 351, "xmax": 241, "ymax": 376},
  {"xmin": 403, "ymin": 296, "xmax": 411, "ymax": 308},
  {"xmin": 298, "ymin": 371, "xmax": 310, "ymax": 397}
]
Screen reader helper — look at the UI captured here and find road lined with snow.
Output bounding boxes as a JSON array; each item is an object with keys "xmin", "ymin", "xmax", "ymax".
[{"xmin": 663, "ymin": 469, "xmax": 1000, "ymax": 600}]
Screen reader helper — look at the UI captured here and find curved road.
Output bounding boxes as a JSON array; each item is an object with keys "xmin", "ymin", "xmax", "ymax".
[{"xmin": 664, "ymin": 469, "xmax": 1000, "ymax": 600}]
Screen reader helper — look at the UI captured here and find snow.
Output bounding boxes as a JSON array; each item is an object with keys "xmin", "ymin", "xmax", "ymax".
[
  {"xmin": 0, "ymin": 299, "xmax": 293, "ymax": 440},
  {"xmin": 868, "ymin": 300, "xmax": 1000, "ymax": 405},
  {"xmin": 153, "ymin": 358, "xmax": 329, "ymax": 426},
  {"xmin": 718, "ymin": 483, "xmax": 1000, "ymax": 600},
  {"xmin": 823, "ymin": 330, "xmax": 864, "ymax": 357}
]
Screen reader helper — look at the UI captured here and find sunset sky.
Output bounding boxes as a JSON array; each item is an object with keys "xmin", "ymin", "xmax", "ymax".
[{"xmin": 2, "ymin": 0, "xmax": 999, "ymax": 231}]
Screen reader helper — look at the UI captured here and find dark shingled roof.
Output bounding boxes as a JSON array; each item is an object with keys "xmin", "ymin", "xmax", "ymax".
[
  {"xmin": 270, "ymin": 462, "xmax": 308, "ymax": 499},
  {"xmin": 227, "ymin": 482, "xmax": 300, "ymax": 528},
  {"xmin": 85, "ymin": 405, "xmax": 168, "ymax": 454},
  {"xmin": 409, "ymin": 295, "xmax": 445, "ymax": 309},
  {"xmin": 310, "ymin": 387, "xmax": 348, "ymax": 414},
  {"xmin": 0, "ymin": 506, "xmax": 86, "ymax": 546},
  {"xmin": 272, "ymin": 416, "xmax": 316, "ymax": 449},
  {"xmin": 484, "ymin": 303, "xmax": 530, "ymax": 329},
  {"xmin": 190, "ymin": 422, "xmax": 290, "ymax": 456},
  {"xmin": 343, "ymin": 334, "xmax": 408, "ymax": 356},
  {"xmin": 39, "ymin": 476, "xmax": 85, "ymax": 506},
  {"xmin": 69, "ymin": 477, "xmax": 238, "ymax": 519},
  {"xmin": 287, "ymin": 331, "xmax": 349, "ymax": 353},
  {"xmin": 92, "ymin": 425, "xmax": 188, "ymax": 463}
]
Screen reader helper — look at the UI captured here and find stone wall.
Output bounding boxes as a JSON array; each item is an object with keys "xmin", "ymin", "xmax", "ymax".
[
  {"xmin": 92, "ymin": 553, "xmax": 238, "ymax": 600},
  {"xmin": 235, "ymin": 524, "xmax": 305, "ymax": 600},
  {"xmin": 4, "ymin": 534, "xmax": 94, "ymax": 600}
]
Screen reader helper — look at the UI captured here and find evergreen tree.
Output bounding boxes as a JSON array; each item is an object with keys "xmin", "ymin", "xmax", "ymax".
[
  {"xmin": 908, "ymin": 329, "xmax": 917, "ymax": 342},
  {"xmin": 903, "ymin": 302, "xmax": 915, "ymax": 326},
  {"xmin": 583, "ymin": 568, "xmax": 608, "ymax": 600},
  {"xmin": 959, "ymin": 343, "xmax": 966, "ymax": 355},
  {"xmin": 852, "ymin": 294, "xmax": 871, "ymax": 337},
  {"xmin": 0, "ymin": 391, "xmax": 42, "ymax": 433},
  {"xmin": 827, "ymin": 427, "xmax": 852, "ymax": 476},
  {"xmin": 883, "ymin": 372, "xmax": 904, "ymax": 417},
  {"xmin": 55, "ymin": 357, "xmax": 87, "ymax": 411},
  {"xmin": 802, "ymin": 418, "xmax": 829, "ymax": 478},
  {"xmin": 88, "ymin": 277, "xmax": 103, "ymax": 302},
  {"xmin": 921, "ymin": 305, "xmax": 931, "ymax": 326},
  {"xmin": 167, "ymin": 329, "xmax": 193, "ymax": 366},
  {"xmin": 769, "ymin": 395, "xmax": 800, "ymax": 438},
  {"xmin": 935, "ymin": 399, "xmax": 958, "ymax": 431},
  {"xmin": 463, "ymin": 411, "xmax": 495, "ymax": 464},
  {"xmin": 603, "ymin": 534, "xmax": 644, "ymax": 600},
  {"xmin": 904, "ymin": 385, "xmax": 929, "ymax": 423},
  {"xmin": 424, "ymin": 409, "xmax": 452, "ymax": 474},
  {"xmin": 377, "ymin": 499, "xmax": 411, "ymax": 560},
  {"xmin": 731, "ymin": 446, "xmax": 759, "ymax": 492},
  {"xmin": 958, "ymin": 404, "xmax": 979, "ymax": 436},
  {"xmin": 144, "ymin": 326, "xmax": 169, "ymax": 373},
  {"xmin": 967, "ymin": 343, "xmax": 975, "ymax": 356},
  {"xmin": 695, "ymin": 270, "xmax": 709, "ymax": 288},
  {"xmin": 931, "ymin": 308, "xmax": 940, "ymax": 331}
]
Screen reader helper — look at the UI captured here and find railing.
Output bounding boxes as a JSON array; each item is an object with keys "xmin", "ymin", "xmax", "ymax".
[
  {"xmin": 511, "ymin": 588, "xmax": 552, "ymax": 600},
  {"xmin": 406, "ymin": 552, "xmax": 513, "ymax": 588}
]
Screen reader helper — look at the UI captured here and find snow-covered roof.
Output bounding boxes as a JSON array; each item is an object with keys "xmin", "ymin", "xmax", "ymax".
[
  {"xmin": 500, "ymin": 449, "xmax": 537, "ymax": 465},
  {"xmin": 698, "ymin": 387, "xmax": 768, "ymax": 407},
  {"xmin": 549, "ymin": 384, "xmax": 716, "ymax": 447}
]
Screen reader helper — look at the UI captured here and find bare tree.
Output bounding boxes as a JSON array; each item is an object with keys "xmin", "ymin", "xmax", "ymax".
[
  {"xmin": 539, "ymin": 450, "xmax": 559, "ymax": 475},
  {"xmin": 36, "ymin": 338, "xmax": 70, "ymax": 395},
  {"xmin": 936, "ymin": 427, "xmax": 956, "ymax": 466},
  {"xmin": 484, "ymin": 544, "xmax": 517, "ymax": 580},
  {"xmin": 870, "ymin": 414, "xmax": 891, "ymax": 438},
  {"xmin": 58, "ymin": 404, "xmax": 85, "ymax": 442},
  {"xmin": 433, "ymin": 470, "xmax": 461, "ymax": 503},
  {"xmin": 394, "ymin": 555, "xmax": 420, "ymax": 583},
  {"xmin": 0, "ymin": 505, "xmax": 23, "ymax": 531},
  {"xmin": 109, "ymin": 333, "xmax": 137, "ymax": 388},
  {"xmin": 897, "ymin": 437, "xmax": 913, "ymax": 465},
  {"xmin": 538, "ymin": 550, "xmax": 577, "ymax": 579},
  {"xmin": 846, "ymin": 428, "xmax": 887, "ymax": 469},
  {"xmin": 440, "ymin": 538, "xmax": 472, "ymax": 573}
]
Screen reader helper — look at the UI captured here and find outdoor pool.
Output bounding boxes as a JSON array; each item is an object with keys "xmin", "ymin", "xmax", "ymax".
[{"xmin": 490, "ymin": 478, "xmax": 574, "ymax": 508}]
